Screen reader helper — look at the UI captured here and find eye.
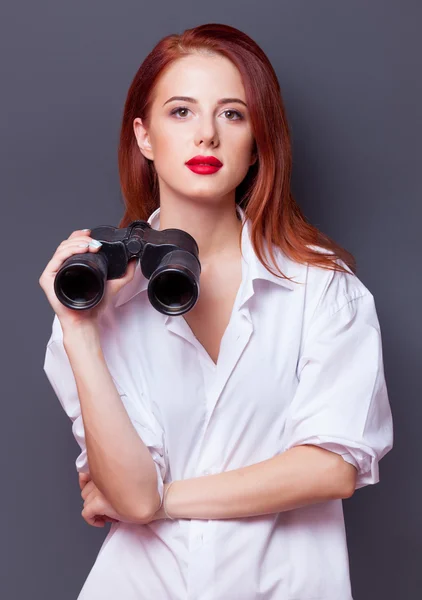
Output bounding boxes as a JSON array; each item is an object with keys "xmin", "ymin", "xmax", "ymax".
[
  {"xmin": 170, "ymin": 106, "xmax": 190, "ymax": 118},
  {"xmin": 169, "ymin": 106, "xmax": 244, "ymax": 121},
  {"xmin": 222, "ymin": 109, "xmax": 244, "ymax": 121}
]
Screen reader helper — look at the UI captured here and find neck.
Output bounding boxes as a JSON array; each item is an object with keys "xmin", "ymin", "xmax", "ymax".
[{"xmin": 157, "ymin": 196, "xmax": 243, "ymax": 267}]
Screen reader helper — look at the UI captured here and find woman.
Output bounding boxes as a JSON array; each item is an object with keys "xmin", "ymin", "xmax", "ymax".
[{"xmin": 40, "ymin": 22, "xmax": 393, "ymax": 600}]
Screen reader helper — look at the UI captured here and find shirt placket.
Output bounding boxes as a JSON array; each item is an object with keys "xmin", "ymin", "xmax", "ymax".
[
  {"xmin": 189, "ymin": 308, "xmax": 253, "ymax": 600},
  {"xmin": 164, "ymin": 305, "xmax": 253, "ymax": 600}
]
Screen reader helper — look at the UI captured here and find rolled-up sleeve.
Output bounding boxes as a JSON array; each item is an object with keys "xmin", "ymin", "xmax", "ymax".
[
  {"xmin": 282, "ymin": 292, "xmax": 393, "ymax": 489},
  {"xmin": 43, "ymin": 326, "xmax": 167, "ymax": 504}
]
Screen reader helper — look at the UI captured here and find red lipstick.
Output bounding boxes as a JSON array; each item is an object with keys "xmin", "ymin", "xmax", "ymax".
[{"xmin": 185, "ymin": 155, "xmax": 223, "ymax": 175}]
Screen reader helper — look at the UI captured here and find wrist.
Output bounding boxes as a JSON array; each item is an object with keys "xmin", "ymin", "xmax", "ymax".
[
  {"xmin": 163, "ymin": 481, "xmax": 179, "ymax": 520},
  {"xmin": 62, "ymin": 319, "xmax": 101, "ymax": 351}
]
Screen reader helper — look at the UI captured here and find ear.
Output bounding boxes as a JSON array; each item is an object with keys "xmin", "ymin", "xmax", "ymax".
[{"xmin": 133, "ymin": 117, "xmax": 154, "ymax": 160}]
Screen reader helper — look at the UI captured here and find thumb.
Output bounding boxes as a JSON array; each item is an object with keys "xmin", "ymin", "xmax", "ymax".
[
  {"xmin": 125, "ymin": 257, "xmax": 137, "ymax": 280},
  {"xmin": 106, "ymin": 258, "xmax": 137, "ymax": 297},
  {"xmin": 117, "ymin": 258, "xmax": 137, "ymax": 287}
]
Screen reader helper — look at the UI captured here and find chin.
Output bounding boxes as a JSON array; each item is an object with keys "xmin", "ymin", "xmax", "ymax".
[
  {"xmin": 160, "ymin": 176, "xmax": 235, "ymax": 203},
  {"xmin": 176, "ymin": 180, "xmax": 228, "ymax": 197},
  {"xmin": 188, "ymin": 188, "xmax": 232, "ymax": 203}
]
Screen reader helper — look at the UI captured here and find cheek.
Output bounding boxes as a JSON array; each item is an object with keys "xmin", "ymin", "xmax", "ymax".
[
  {"xmin": 228, "ymin": 133, "xmax": 255, "ymax": 168},
  {"xmin": 150, "ymin": 135, "xmax": 178, "ymax": 177},
  {"xmin": 153, "ymin": 125, "xmax": 191, "ymax": 164},
  {"xmin": 229, "ymin": 127, "xmax": 254, "ymax": 155},
  {"xmin": 153, "ymin": 133, "xmax": 176, "ymax": 157}
]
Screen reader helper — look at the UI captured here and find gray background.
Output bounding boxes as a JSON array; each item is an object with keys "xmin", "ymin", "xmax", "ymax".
[{"xmin": 0, "ymin": 1, "xmax": 419, "ymax": 598}]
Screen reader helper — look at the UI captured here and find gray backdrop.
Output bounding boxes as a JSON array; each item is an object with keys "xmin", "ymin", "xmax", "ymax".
[{"xmin": 1, "ymin": 1, "xmax": 419, "ymax": 598}]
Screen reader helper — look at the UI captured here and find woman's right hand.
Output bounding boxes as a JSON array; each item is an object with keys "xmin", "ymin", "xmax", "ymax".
[
  {"xmin": 79, "ymin": 472, "xmax": 121, "ymax": 527},
  {"xmin": 39, "ymin": 228, "xmax": 137, "ymax": 330}
]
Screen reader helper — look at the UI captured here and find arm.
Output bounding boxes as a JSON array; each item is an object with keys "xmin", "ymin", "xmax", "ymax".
[
  {"xmin": 150, "ymin": 294, "xmax": 391, "ymax": 523},
  {"xmin": 62, "ymin": 321, "xmax": 161, "ymax": 521},
  {"xmin": 150, "ymin": 445, "xmax": 356, "ymax": 522}
]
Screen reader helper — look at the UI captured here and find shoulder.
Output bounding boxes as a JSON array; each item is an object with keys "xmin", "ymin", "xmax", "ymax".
[{"xmin": 283, "ymin": 244, "xmax": 373, "ymax": 320}]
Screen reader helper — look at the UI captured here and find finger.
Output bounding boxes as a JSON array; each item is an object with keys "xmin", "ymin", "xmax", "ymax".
[
  {"xmin": 68, "ymin": 229, "xmax": 91, "ymax": 240},
  {"xmin": 127, "ymin": 258, "xmax": 137, "ymax": 278},
  {"xmin": 78, "ymin": 472, "xmax": 91, "ymax": 482},
  {"xmin": 92, "ymin": 516, "xmax": 106, "ymax": 528},
  {"xmin": 82, "ymin": 496, "xmax": 110, "ymax": 527},
  {"xmin": 57, "ymin": 236, "xmax": 93, "ymax": 250},
  {"xmin": 81, "ymin": 506, "xmax": 103, "ymax": 527},
  {"xmin": 56, "ymin": 238, "xmax": 103, "ymax": 253},
  {"xmin": 82, "ymin": 514, "xmax": 117, "ymax": 528},
  {"xmin": 108, "ymin": 258, "xmax": 137, "ymax": 289},
  {"xmin": 81, "ymin": 481, "xmax": 96, "ymax": 501},
  {"xmin": 79, "ymin": 472, "xmax": 91, "ymax": 491},
  {"xmin": 81, "ymin": 483, "xmax": 96, "ymax": 502},
  {"xmin": 40, "ymin": 239, "xmax": 101, "ymax": 282}
]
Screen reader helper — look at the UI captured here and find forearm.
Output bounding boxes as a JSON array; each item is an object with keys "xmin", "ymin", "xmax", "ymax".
[
  {"xmin": 62, "ymin": 322, "xmax": 160, "ymax": 520},
  {"xmin": 165, "ymin": 445, "xmax": 357, "ymax": 520}
]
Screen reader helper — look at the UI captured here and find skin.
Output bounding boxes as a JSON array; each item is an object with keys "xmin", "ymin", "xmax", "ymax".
[
  {"xmin": 46, "ymin": 52, "xmax": 261, "ymax": 527},
  {"xmin": 134, "ymin": 52, "xmax": 259, "ymax": 366},
  {"xmin": 38, "ymin": 232, "xmax": 137, "ymax": 329},
  {"xmin": 49, "ymin": 54, "xmax": 357, "ymax": 528},
  {"xmin": 133, "ymin": 52, "xmax": 257, "ymax": 268}
]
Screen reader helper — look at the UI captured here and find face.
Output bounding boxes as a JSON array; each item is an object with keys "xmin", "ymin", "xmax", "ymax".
[{"xmin": 133, "ymin": 53, "xmax": 256, "ymax": 206}]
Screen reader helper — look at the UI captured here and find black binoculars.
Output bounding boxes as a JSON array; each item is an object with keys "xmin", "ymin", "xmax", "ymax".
[{"xmin": 54, "ymin": 220, "xmax": 201, "ymax": 316}]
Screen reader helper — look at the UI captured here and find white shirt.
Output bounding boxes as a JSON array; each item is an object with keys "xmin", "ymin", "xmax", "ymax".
[{"xmin": 43, "ymin": 205, "xmax": 393, "ymax": 600}]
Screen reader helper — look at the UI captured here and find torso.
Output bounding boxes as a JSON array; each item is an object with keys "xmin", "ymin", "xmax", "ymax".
[
  {"xmin": 182, "ymin": 253, "xmax": 242, "ymax": 365},
  {"xmin": 48, "ymin": 228, "xmax": 372, "ymax": 599}
]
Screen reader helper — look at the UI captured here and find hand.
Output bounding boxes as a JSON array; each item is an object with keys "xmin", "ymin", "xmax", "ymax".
[
  {"xmin": 78, "ymin": 472, "xmax": 171, "ymax": 527},
  {"xmin": 79, "ymin": 472, "xmax": 129, "ymax": 528},
  {"xmin": 39, "ymin": 228, "xmax": 137, "ymax": 329}
]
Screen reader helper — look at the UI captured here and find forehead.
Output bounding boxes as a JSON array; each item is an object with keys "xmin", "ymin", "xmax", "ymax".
[{"xmin": 153, "ymin": 54, "xmax": 245, "ymax": 100}]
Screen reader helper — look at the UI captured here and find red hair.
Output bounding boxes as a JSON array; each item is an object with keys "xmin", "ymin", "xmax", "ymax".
[{"xmin": 117, "ymin": 23, "xmax": 356, "ymax": 282}]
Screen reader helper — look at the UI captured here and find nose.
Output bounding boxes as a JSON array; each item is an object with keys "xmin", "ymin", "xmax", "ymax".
[{"xmin": 194, "ymin": 115, "xmax": 219, "ymax": 148}]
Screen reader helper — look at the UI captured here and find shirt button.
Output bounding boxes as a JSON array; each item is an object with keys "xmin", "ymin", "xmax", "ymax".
[{"xmin": 202, "ymin": 469, "xmax": 211, "ymax": 476}]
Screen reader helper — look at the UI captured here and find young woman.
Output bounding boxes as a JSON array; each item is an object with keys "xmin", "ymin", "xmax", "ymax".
[{"xmin": 40, "ymin": 22, "xmax": 393, "ymax": 600}]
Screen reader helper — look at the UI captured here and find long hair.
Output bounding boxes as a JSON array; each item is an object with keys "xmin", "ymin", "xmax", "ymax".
[{"xmin": 117, "ymin": 23, "xmax": 356, "ymax": 283}]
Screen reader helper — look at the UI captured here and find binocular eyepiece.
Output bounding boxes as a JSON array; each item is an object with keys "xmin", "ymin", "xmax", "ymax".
[{"xmin": 54, "ymin": 220, "xmax": 201, "ymax": 316}]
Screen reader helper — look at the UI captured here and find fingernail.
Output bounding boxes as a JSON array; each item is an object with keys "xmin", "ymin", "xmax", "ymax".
[
  {"xmin": 82, "ymin": 228, "xmax": 90, "ymax": 232},
  {"xmin": 89, "ymin": 240, "xmax": 102, "ymax": 248}
]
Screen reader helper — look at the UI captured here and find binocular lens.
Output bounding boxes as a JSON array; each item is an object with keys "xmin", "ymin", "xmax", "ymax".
[
  {"xmin": 54, "ymin": 233, "xmax": 200, "ymax": 315},
  {"xmin": 58, "ymin": 266, "xmax": 102, "ymax": 306},
  {"xmin": 54, "ymin": 252, "xmax": 107, "ymax": 310},
  {"xmin": 150, "ymin": 269, "xmax": 196, "ymax": 313}
]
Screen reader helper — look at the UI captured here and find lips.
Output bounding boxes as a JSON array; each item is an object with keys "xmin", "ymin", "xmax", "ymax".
[{"xmin": 185, "ymin": 155, "xmax": 223, "ymax": 167}]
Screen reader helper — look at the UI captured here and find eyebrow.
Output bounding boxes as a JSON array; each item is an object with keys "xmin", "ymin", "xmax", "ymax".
[{"xmin": 162, "ymin": 96, "xmax": 248, "ymax": 108}]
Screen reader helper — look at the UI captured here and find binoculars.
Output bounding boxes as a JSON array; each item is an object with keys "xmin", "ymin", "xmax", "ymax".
[{"xmin": 54, "ymin": 220, "xmax": 201, "ymax": 316}]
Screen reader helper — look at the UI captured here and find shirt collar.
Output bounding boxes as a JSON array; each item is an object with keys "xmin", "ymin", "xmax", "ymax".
[{"xmin": 115, "ymin": 205, "xmax": 296, "ymax": 308}]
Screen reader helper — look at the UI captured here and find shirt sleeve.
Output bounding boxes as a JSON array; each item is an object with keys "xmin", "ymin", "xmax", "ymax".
[
  {"xmin": 42, "ymin": 325, "xmax": 167, "ymax": 504},
  {"xmin": 281, "ymin": 292, "xmax": 393, "ymax": 490}
]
